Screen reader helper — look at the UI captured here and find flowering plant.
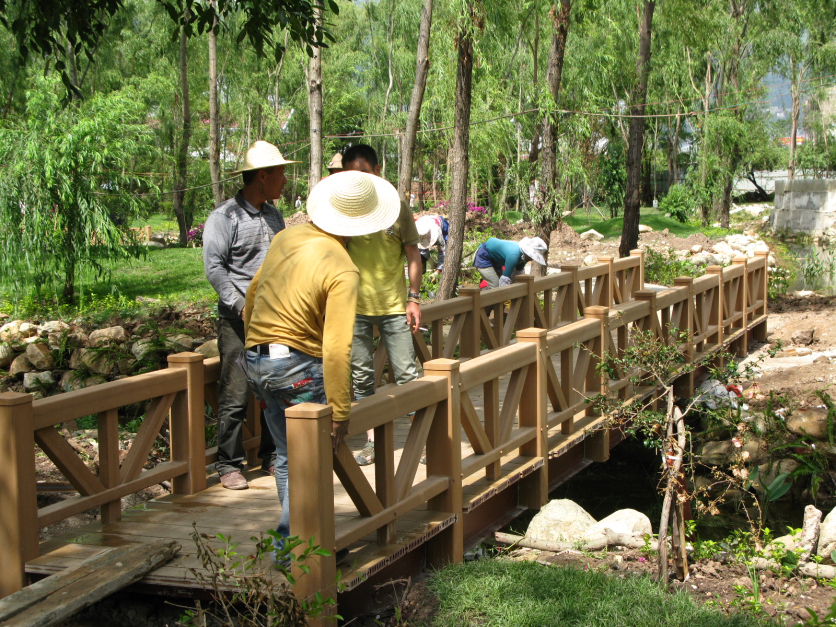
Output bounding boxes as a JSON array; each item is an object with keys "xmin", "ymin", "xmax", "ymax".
[
  {"xmin": 467, "ymin": 202, "xmax": 486, "ymax": 214},
  {"xmin": 187, "ymin": 223, "xmax": 204, "ymax": 247}
]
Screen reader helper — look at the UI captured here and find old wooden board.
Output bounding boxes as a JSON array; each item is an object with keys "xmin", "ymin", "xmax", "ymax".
[{"xmin": 1, "ymin": 540, "xmax": 178, "ymax": 627}]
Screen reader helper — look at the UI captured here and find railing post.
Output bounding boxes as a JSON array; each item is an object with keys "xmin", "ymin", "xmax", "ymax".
[
  {"xmin": 459, "ymin": 286, "xmax": 482, "ymax": 359},
  {"xmin": 422, "ymin": 358, "xmax": 463, "ymax": 569},
  {"xmin": 286, "ymin": 403, "xmax": 337, "ymax": 625},
  {"xmin": 753, "ymin": 250, "xmax": 769, "ymax": 343},
  {"xmin": 144, "ymin": 225, "xmax": 152, "ymax": 242},
  {"xmin": 0, "ymin": 392, "xmax": 38, "ymax": 598},
  {"xmin": 168, "ymin": 353, "xmax": 207, "ymax": 495},
  {"xmin": 560, "ymin": 265, "xmax": 579, "ymax": 323},
  {"xmin": 732, "ymin": 256, "xmax": 748, "ymax": 357},
  {"xmin": 98, "ymin": 408, "xmax": 121, "ymax": 523},
  {"xmin": 673, "ymin": 277, "xmax": 695, "ymax": 398},
  {"xmin": 706, "ymin": 266, "xmax": 724, "ymax": 354},
  {"xmin": 515, "ymin": 274, "xmax": 536, "ymax": 331},
  {"xmin": 597, "ymin": 256, "xmax": 614, "ymax": 307},
  {"xmin": 583, "ymin": 307, "xmax": 609, "ymax": 462},
  {"xmin": 634, "ymin": 289, "xmax": 658, "ymax": 337},
  {"xmin": 516, "ymin": 329, "xmax": 549, "ymax": 510},
  {"xmin": 630, "ymin": 249, "xmax": 645, "ymax": 292}
]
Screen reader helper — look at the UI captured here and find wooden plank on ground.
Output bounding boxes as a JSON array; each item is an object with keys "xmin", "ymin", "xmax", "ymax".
[{"xmin": 1, "ymin": 539, "xmax": 178, "ymax": 627}]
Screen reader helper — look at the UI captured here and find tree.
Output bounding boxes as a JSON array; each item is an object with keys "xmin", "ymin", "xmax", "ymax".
[
  {"xmin": 399, "ymin": 0, "xmax": 434, "ymax": 199},
  {"xmin": 0, "ymin": 79, "xmax": 155, "ymax": 304},
  {"xmin": 307, "ymin": 7, "xmax": 324, "ymax": 190},
  {"xmin": 172, "ymin": 9, "xmax": 192, "ymax": 245},
  {"xmin": 208, "ymin": 5, "xmax": 223, "ymax": 206},
  {"xmin": 533, "ymin": 0, "xmax": 572, "ymax": 275},
  {"xmin": 619, "ymin": 1, "xmax": 655, "ymax": 258},
  {"xmin": 0, "ymin": 0, "xmax": 339, "ymax": 100},
  {"xmin": 438, "ymin": 0, "xmax": 482, "ymax": 301}
]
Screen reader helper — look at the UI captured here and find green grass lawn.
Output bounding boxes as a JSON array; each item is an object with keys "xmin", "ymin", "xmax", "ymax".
[
  {"xmin": 84, "ymin": 247, "xmax": 215, "ymax": 304},
  {"xmin": 427, "ymin": 560, "xmax": 768, "ymax": 627},
  {"xmin": 563, "ymin": 208, "xmax": 735, "ymax": 241}
]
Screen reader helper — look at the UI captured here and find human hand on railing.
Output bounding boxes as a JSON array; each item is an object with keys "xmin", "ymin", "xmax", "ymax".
[
  {"xmin": 331, "ymin": 420, "xmax": 349, "ymax": 455},
  {"xmin": 499, "ymin": 275, "xmax": 513, "ymax": 287}
]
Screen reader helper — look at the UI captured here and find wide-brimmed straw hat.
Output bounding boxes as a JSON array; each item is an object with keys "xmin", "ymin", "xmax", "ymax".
[
  {"xmin": 307, "ymin": 171, "xmax": 401, "ymax": 237},
  {"xmin": 519, "ymin": 236, "xmax": 548, "ymax": 266},
  {"xmin": 231, "ymin": 140, "xmax": 298, "ymax": 175},
  {"xmin": 415, "ymin": 215, "xmax": 442, "ymax": 250},
  {"xmin": 327, "ymin": 153, "xmax": 343, "ymax": 171}
]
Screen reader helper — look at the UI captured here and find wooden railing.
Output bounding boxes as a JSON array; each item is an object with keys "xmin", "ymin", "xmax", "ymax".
[{"xmin": 0, "ymin": 250, "xmax": 769, "ymax": 611}]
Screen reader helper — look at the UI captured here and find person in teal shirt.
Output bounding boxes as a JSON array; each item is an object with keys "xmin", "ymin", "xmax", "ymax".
[{"xmin": 473, "ymin": 236, "xmax": 548, "ymax": 288}]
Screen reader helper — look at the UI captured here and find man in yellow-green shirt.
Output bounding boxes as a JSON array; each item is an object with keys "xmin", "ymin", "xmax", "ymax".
[
  {"xmin": 244, "ymin": 170, "xmax": 401, "ymax": 545},
  {"xmin": 343, "ymin": 144, "xmax": 424, "ymax": 466}
]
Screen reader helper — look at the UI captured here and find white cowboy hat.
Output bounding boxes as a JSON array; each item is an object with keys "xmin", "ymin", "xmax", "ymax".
[
  {"xmin": 415, "ymin": 215, "xmax": 441, "ymax": 250},
  {"xmin": 327, "ymin": 152, "xmax": 343, "ymax": 171},
  {"xmin": 307, "ymin": 171, "xmax": 401, "ymax": 237},
  {"xmin": 231, "ymin": 140, "xmax": 298, "ymax": 175},
  {"xmin": 519, "ymin": 236, "xmax": 548, "ymax": 266}
]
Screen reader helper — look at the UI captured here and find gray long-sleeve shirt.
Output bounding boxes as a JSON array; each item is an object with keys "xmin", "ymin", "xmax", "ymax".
[{"xmin": 203, "ymin": 192, "xmax": 285, "ymax": 319}]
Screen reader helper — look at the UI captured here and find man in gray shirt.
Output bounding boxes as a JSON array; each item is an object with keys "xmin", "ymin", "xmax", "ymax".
[{"xmin": 203, "ymin": 140, "xmax": 298, "ymax": 490}]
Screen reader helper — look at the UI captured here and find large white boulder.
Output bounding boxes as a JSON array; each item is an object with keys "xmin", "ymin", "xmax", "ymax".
[
  {"xmin": 818, "ymin": 507, "xmax": 836, "ymax": 561},
  {"xmin": 638, "ymin": 224, "xmax": 653, "ymax": 233},
  {"xmin": 581, "ymin": 509, "xmax": 651, "ymax": 543},
  {"xmin": 580, "ymin": 229, "xmax": 604, "ymax": 242},
  {"xmin": 526, "ymin": 499, "xmax": 596, "ymax": 543}
]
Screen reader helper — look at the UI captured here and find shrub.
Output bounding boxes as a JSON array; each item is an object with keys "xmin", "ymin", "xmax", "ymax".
[
  {"xmin": 643, "ymin": 247, "xmax": 701, "ymax": 286},
  {"xmin": 659, "ymin": 185, "xmax": 695, "ymax": 223}
]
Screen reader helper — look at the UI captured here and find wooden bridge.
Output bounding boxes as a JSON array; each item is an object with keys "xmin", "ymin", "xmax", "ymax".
[{"xmin": 0, "ymin": 250, "xmax": 769, "ymax": 623}]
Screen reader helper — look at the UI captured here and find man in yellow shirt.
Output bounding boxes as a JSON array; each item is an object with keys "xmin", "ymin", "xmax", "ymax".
[
  {"xmin": 342, "ymin": 144, "xmax": 424, "ymax": 466},
  {"xmin": 244, "ymin": 170, "xmax": 401, "ymax": 544}
]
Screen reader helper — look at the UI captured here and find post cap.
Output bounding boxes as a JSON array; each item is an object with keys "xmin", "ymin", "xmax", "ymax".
[
  {"xmin": 285, "ymin": 403, "xmax": 333, "ymax": 419},
  {"xmin": 423, "ymin": 358, "xmax": 460, "ymax": 372},
  {"xmin": 516, "ymin": 328, "xmax": 548, "ymax": 339},
  {"xmin": 0, "ymin": 392, "xmax": 33, "ymax": 406},
  {"xmin": 167, "ymin": 352, "xmax": 205, "ymax": 363},
  {"xmin": 584, "ymin": 305, "xmax": 609, "ymax": 318}
]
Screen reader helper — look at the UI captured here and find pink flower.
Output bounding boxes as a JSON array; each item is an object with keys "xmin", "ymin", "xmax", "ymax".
[
  {"xmin": 638, "ymin": 557, "xmax": 647, "ymax": 563},
  {"xmin": 732, "ymin": 437, "xmax": 742, "ymax": 448}
]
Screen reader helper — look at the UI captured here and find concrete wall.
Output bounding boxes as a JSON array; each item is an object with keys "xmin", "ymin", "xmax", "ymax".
[{"xmin": 770, "ymin": 179, "xmax": 836, "ymax": 235}]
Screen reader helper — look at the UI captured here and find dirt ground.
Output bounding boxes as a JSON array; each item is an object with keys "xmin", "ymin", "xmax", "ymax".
[{"xmin": 381, "ymin": 548, "xmax": 836, "ymax": 626}]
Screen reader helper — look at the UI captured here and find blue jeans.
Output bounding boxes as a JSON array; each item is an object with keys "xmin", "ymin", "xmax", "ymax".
[
  {"xmin": 245, "ymin": 347, "xmax": 326, "ymax": 538},
  {"xmin": 351, "ymin": 314, "xmax": 420, "ymax": 401}
]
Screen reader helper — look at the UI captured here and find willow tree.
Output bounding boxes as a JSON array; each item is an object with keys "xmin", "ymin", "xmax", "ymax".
[{"xmin": 0, "ymin": 79, "xmax": 155, "ymax": 304}]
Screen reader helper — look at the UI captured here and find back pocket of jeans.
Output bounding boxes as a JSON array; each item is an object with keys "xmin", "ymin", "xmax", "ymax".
[{"xmin": 266, "ymin": 369, "xmax": 315, "ymax": 405}]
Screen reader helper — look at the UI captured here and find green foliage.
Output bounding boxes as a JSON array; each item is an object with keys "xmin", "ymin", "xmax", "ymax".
[
  {"xmin": 659, "ymin": 185, "xmax": 695, "ymax": 224},
  {"xmin": 643, "ymin": 248, "xmax": 702, "ymax": 287},
  {"xmin": 0, "ymin": 77, "xmax": 157, "ymax": 305},
  {"xmin": 799, "ymin": 248, "xmax": 835, "ymax": 291}
]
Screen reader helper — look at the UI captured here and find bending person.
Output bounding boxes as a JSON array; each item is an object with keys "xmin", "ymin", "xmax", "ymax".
[
  {"xmin": 415, "ymin": 214, "xmax": 449, "ymax": 275},
  {"xmin": 473, "ymin": 236, "xmax": 548, "ymax": 289},
  {"xmin": 243, "ymin": 170, "xmax": 401, "ymax": 548}
]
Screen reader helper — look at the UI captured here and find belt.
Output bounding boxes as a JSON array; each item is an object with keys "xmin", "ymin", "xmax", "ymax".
[{"xmin": 247, "ymin": 344, "xmax": 273, "ymax": 355}]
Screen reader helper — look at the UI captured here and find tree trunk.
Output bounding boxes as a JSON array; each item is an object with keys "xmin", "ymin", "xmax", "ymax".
[
  {"xmin": 308, "ymin": 8, "xmax": 324, "ymax": 191},
  {"xmin": 533, "ymin": 0, "xmax": 572, "ymax": 276},
  {"xmin": 208, "ymin": 12, "xmax": 223, "ymax": 206},
  {"xmin": 66, "ymin": 39, "xmax": 80, "ymax": 100},
  {"xmin": 399, "ymin": 0, "xmax": 433, "ymax": 198},
  {"xmin": 172, "ymin": 13, "xmax": 191, "ymax": 245},
  {"xmin": 789, "ymin": 73, "xmax": 800, "ymax": 181},
  {"xmin": 438, "ymin": 4, "xmax": 476, "ymax": 301},
  {"xmin": 527, "ymin": 9, "xmax": 541, "ymax": 165},
  {"xmin": 619, "ymin": 1, "xmax": 655, "ymax": 258}
]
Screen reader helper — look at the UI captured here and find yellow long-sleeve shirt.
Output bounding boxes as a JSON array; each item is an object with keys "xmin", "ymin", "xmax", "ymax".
[{"xmin": 244, "ymin": 224, "xmax": 359, "ymax": 421}]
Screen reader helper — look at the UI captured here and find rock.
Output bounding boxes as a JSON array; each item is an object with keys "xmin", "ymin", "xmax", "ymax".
[
  {"xmin": 818, "ymin": 507, "xmax": 836, "ymax": 561},
  {"xmin": 581, "ymin": 509, "xmax": 651, "ymax": 542},
  {"xmin": 580, "ymin": 229, "xmax": 604, "ymax": 242},
  {"xmin": 768, "ymin": 534, "xmax": 800, "ymax": 555},
  {"xmin": 526, "ymin": 499, "xmax": 596, "ymax": 543},
  {"xmin": 0, "ymin": 342, "xmax": 12, "ymax": 368},
  {"xmin": 638, "ymin": 224, "xmax": 653, "ymax": 233},
  {"xmin": 792, "ymin": 328, "xmax": 815, "ymax": 346},
  {"xmin": 690, "ymin": 244, "xmax": 703, "ymax": 254},
  {"xmin": 23, "ymin": 371, "xmax": 54, "ymax": 390},
  {"xmin": 712, "ymin": 242, "xmax": 736, "ymax": 257},
  {"xmin": 700, "ymin": 440, "xmax": 735, "ymax": 465},
  {"xmin": 9, "ymin": 354, "xmax": 33, "ymax": 377},
  {"xmin": 800, "ymin": 504, "xmax": 822, "ymax": 560},
  {"xmin": 0, "ymin": 320, "xmax": 22, "ymax": 342},
  {"xmin": 755, "ymin": 459, "xmax": 800, "ymax": 495},
  {"xmin": 195, "ymin": 339, "xmax": 219, "ymax": 358},
  {"xmin": 117, "ymin": 357, "xmax": 136, "ymax": 375},
  {"xmin": 40, "ymin": 320, "xmax": 69, "ymax": 335},
  {"xmin": 166, "ymin": 334, "xmax": 193, "ymax": 353},
  {"xmin": 800, "ymin": 562, "xmax": 836, "ymax": 578},
  {"xmin": 25, "ymin": 342, "xmax": 54, "ymax": 370},
  {"xmin": 18, "ymin": 322, "xmax": 39, "ymax": 337},
  {"xmin": 89, "ymin": 326, "xmax": 127, "ymax": 346},
  {"xmin": 60, "ymin": 370, "xmax": 86, "ymax": 392},
  {"xmin": 74, "ymin": 348, "xmax": 118, "ymax": 375},
  {"xmin": 131, "ymin": 338, "xmax": 159, "ymax": 361},
  {"xmin": 150, "ymin": 233, "xmax": 166, "ymax": 244},
  {"xmin": 795, "ymin": 347, "xmax": 813, "ymax": 356},
  {"xmin": 583, "ymin": 254, "xmax": 599, "ymax": 267},
  {"xmin": 143, "ymin": 241, "xmax": 165, "ymax": 248},
  {"xmin": 787, "ymin": 408, "xmax": 831, "ymax": 440},
  {"xmin": 69, "ymin": 348, "xmax": 84, "ymax": 370},
  {"xmin": 742, "ymin": 436, "xmax": 768, "ymax": 465}
]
